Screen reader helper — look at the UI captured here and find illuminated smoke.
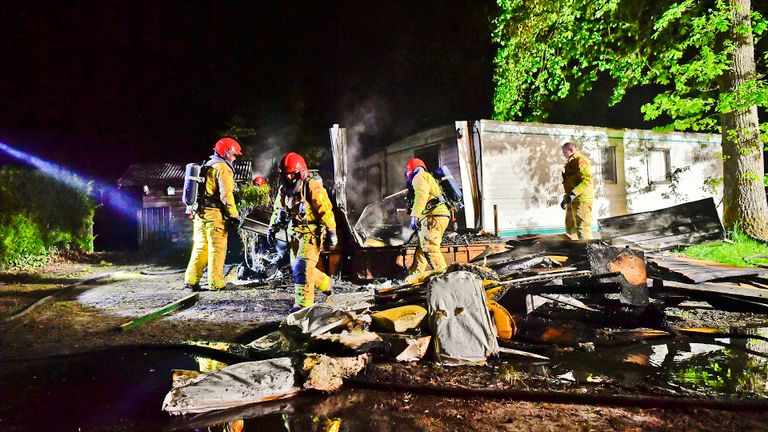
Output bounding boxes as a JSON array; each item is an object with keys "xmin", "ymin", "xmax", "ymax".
[
  {"xmin": 341, "ymin": 96, "xmax": 389, "ymax": 211},
  {"xmin": 0, "ymin": 141, "xmax": 137, "ymax": 217}
]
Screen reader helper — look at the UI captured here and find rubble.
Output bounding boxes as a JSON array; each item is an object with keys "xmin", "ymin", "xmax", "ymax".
[{"xmin": 158, "ymin": 197, "xmax": 768, "ymax": 417}]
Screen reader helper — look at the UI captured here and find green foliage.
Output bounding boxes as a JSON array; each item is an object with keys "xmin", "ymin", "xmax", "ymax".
[
  {"xmin": 681, "ymin": 226, "xmax": 768, "ymax": 267},
  {"xmin": 493, "ymin": 0, "xmax": 768, "ymax": 238},
  {"xmin": 0, "ymin": 213, "xmax": 49, "ymax": 269},
  {"xmin": 661, "ymin": 166, "xmax": 691, "ymax": 202},
  {"xmin": 0, "ymin": 167, "xmax": 97, "ymax": 270},
  {"xmin": 492, "ymin": 0, "xmax": 768, "ymax": 133},
  {"xmin": 238, "ymin": 183, "xmax": 271, "ymax": 211}
]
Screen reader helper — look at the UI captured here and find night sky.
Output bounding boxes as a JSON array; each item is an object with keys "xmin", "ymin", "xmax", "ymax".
[{"xmin": 0, "ymin": 1, "xmax": 498, "ymax": 182}]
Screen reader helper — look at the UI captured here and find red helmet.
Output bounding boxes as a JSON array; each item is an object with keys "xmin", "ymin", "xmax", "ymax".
[
  {"xmin": 279, "ymin": 152, "xmax": 309, "ymax": 180},
  {"xmin": 405, "ymin": 158, "xmax": 427, "ymax": 180},
  {"xmin": 214, "ymin": 137, "xmax": 242, "ymax": 160},
  {"xmin": 253, "ymin": 176, "xmax": 267, "ymax": 187}
]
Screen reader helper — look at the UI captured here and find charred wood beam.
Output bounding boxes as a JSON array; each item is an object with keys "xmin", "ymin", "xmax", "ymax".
[{"xmin": 661, "ymin": 280, "xmax": 768, "ymax": 301}]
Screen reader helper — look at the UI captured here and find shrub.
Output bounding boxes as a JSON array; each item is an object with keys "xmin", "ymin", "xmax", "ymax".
[
  {"xmin": 0, "ymin": 213, "xmax": 49, "ymax": 269},
  {"xmin": 0, "ymin": 166, "xmax": 97, "ymax": 270},
  {"xmin": 239, "ymin": 183, "xmax": 271, "ymax": 211}
]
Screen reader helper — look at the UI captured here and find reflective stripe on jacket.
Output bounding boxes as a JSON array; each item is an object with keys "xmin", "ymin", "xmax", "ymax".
[
  {"xmin": 204, "ymin": 160, "xmax": 239, "ymax": 218},
  {"xmin": 270, "ymin": 178, "xmax": 336, "ymax": 235},
  {"xmin": 410, "ymin": 170, "xmax": 450, "ymax": 218}
]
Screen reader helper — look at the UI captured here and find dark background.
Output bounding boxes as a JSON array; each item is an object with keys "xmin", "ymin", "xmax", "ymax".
[
  {"xmin": 3, "ymin": 1, "xmax": 739, "ymax": 250},
  {"xmin": 0, "ymin": 1, "xmax": 504, "ymax": 182}
]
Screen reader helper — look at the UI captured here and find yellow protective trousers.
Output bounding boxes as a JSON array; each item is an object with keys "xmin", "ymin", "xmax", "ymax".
[
  {"xmin": 185, "ymin": 208, "xmax": 229, "ymax": 289},
  {"xmin": 290, "ymin": 232, "xmax": 331, "ymax": 307},
  {"xmin": 565, "ymin": 198, "xmax": 593, "ymax": 240},
  {"xmin": 408, "ymin": 215, "xmax": 450, "ymax": 277}
]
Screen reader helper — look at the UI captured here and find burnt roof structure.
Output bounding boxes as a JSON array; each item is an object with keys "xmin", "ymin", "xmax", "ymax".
[{"xmin": 117, "ymin": 161, "xmax": 253, "ymax": 188}]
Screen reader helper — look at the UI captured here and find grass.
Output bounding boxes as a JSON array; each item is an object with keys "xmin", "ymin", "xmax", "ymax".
[{"xmin": 680, "ymin": 230, "xmax": 768, "ymax": 267}]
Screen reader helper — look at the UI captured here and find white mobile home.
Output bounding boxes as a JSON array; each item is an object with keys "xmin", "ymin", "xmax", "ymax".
[{"xmin": 354, "ymin": 119, "xmax": 722, "ymax": 237}]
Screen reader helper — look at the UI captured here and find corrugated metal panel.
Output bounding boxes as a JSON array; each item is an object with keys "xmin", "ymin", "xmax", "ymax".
[{"xmin": 118, "ymin": 160, "xmax": 253, "ymax": 187}]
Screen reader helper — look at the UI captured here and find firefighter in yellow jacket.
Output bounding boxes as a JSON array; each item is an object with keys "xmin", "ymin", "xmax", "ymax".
[
  {"xmin": 560, "ymin": 142, "xmax": 594, "ymax": 240},
  {"xmin": 268, "ymin": 152, "xmax": 337, "ymax": 312},
  {"xmin": 405, "ymin": 158, "xmax": 451, "ymax": 280},
  {"xmin": 184, "ymin": 137, "xmax": 242, "ymax": 290}
]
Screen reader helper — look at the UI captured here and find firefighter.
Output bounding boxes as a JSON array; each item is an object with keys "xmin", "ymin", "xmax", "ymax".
[
  {"xmin": 267, "ymin": 152, "xmax": 337, "ymax": 312},
  {"xmin": 405, "ymin": 158, "xmax": 451, "ymax": 280},
  {"xmin": 560, "ymin": 142, "xmax": 594, "ymax": 240},
  {"xmin": 184, "ymin": 137, "xmax": 243, "ymax": 291}
]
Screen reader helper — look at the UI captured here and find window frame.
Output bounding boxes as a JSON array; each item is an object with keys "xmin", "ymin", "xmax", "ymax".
[
  {"xmin": 600, "ymin": 146, "xmax": 618, "ymax": 184},
  {"xmin": 647, "ymin": 148, "xmax": 672, "ymax": 185}
]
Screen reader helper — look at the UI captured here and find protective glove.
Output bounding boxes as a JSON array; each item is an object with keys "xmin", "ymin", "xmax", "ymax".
[
  {"xmin": 266, "ymin": 226, "xmax": 277, "ymax": 246},
  {"xmin": 326, "ymin": 229, "xmax": 339, "ymax": 250},
  {"xmin": 409, "ymin": 216, "xmax": 419, "ymax": 230},
  {"xmin": 560, "ymin": 193, "xmax": 576, "ymax": 210},
  {"xmin": 225, "ymin": 217, "xmax": 240, "ymax": 232}
]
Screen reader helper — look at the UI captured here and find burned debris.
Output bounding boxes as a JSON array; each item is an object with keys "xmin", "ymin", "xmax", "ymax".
[
  {"xmin": 157, "ymin": 136, "xmax": 767, "ymax": 418},
  {"xmin": 158, "ymin": 201, "xmax": 768, "ymax": 416}
]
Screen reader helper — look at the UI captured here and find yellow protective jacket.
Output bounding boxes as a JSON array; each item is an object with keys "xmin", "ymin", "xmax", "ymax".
[
  {"xmin": 410, "ymin": 170, "xmax": 450, "ymax": 218},
  {"xmin": 270, "ymin": 178, "xmax": 336, "ymax": 235},
  {"xmin": 562, "ymin": 151, "xmax": 594, "ymax": 202},
  {"xmin": 203, "ymin": 158, "xmax": 239, "ymax": 218}
]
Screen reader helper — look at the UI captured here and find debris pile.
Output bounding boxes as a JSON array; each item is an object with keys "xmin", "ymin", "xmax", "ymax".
[{"xmin": 162, "ymin": 199, "xmax": 768, "ymax": 415}]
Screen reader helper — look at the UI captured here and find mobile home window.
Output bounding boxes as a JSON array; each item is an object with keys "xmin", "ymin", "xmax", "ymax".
[
  {"xmin": 648, "ymin": 149, "xmax": 671, "ymax": 184},
  {"xmin": 601, "ymin": 146, "xmax": 617, "ymax": 183}
]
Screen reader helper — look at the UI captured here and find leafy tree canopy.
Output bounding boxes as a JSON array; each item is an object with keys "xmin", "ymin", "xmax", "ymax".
[{"xmin": 493, "ymin": 0, "xmax": 767, "ymax": 134}]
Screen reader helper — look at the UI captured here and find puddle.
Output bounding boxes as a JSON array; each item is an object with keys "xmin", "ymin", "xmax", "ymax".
[
  {"xmin": 0, "ymin": 346, "xmax": 453, "ymax": 432},
  {"xmin": 541, "ymin": 327, "xmax": 768, "ymax": 398},
  {"xmin": 4, "ymin": 329, "xmax": 768, "ymax": 430}
]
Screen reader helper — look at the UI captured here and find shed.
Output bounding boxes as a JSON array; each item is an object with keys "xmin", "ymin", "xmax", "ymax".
[{"xmin": 117, "ymin": 161, "xmax": 253, "ymax": 246}]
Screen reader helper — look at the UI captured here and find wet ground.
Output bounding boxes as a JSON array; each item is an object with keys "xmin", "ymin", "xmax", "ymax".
[
  {"xmin": 4, "ymin": 253, "xmax": 768, "ymax": 430},
  {"xmin": 3, "ymin": 343, "xmax": 768, "ymax": 431}
]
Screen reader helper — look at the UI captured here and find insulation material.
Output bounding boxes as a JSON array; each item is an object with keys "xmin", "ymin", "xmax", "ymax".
[
  {"xmin": 282, "ymin": 304, "xmax": 354, "ymax": 337},
  {"xmin": 310, "ymin": 330, "xmax": 384, "ymax": 353},
  {"xmin": 426, "ymin": 271, "xmax": 499, "ymax": 365},
  {"xmin": 302, "ymin": 354, "xmax": 370, "ymax": 392},
  {"xmin": 162, "ymin": 357, "xmax": 300, "ymax": 415}
]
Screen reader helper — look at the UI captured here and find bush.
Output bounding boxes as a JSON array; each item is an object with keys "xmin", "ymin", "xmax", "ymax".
[
  {"xmin": 239, "ymin": 183, "xmax": 271, "ymax": 211},
  {"xmin": 0, "ymin": 166, "xmax": 97, "ymax": 270},
  {"xmin": 0, "ymin": 213, "xmax": 49, "ymax": 269}
]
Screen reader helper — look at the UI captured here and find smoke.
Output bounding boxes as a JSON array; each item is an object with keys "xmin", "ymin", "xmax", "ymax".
[
  {"xmin": 251, "ymin": 125, "xmax": 298, "ymax": 177},
  {"xmin": 340, "ymin": 96, "xmax": 390, "ymax": 213},
  {"xmin": 0, "ymin": 141, "xmax": 137, "ymax": 217}
]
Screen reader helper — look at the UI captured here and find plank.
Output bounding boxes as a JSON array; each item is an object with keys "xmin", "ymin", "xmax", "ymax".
[
  {"xmin": 119, "ymin": 293, "xmax": 199, "ymax": 331},
  {"xmin": 649, "ymin": 255, "xmax": 764, "ymax": 283},
  {"xmin": 599, "ymin": 198, "xmax": 718, "ymax": 232},
  {"xmin": 661, "ymin": 280, "xmax": 768, "ymax": 301}
]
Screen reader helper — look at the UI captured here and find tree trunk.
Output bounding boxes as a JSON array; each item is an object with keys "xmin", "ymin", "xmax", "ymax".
[{"xmin": 720, "ymin": 0, "xmax": 768, "ymax": 240}]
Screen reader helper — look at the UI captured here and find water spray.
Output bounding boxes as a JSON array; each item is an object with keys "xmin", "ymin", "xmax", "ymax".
[{"xmin": 0, "ymin": 141, "xmax": 137, "ymax": 217}]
